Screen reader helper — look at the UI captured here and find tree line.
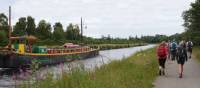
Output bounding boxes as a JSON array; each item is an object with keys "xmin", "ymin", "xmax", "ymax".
[
  {"xmin": 0, "ymin": 14, "xmax": 81, "ymax": 46},
  {"xmin": 0, "ymin": 13, "xmax": 173, "ymax": 46},
  {"xmin": 182, "ymin": 0, "xmax": 200, "ymax": 45},
  {"xmin": 12, "ymin": 16, "xmax": 81, "ymax": 41},
  {"xmin": 2, "ymin": 11, "xmax": 196, "ymax": 46}
]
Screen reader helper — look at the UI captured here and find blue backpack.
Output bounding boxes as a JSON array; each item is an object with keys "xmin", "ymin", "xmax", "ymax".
[{"xmin": 171, "ymin": 42, "xmax": 177, "ymax": 51}]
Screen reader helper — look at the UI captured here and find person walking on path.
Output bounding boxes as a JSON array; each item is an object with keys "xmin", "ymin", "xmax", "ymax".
[
  {"xmin": 170, "ymin": 40, "xmax": 177, "ymax": 61},
  {"xmin": 186, "ymin": 40, "xmax": 193, "ymax": 59},
  {"xmin": 167, "ymin": 40, "xmax": 171, "ymax": 60},
  {"xmin": 176, "ymin": 40, "xmax": 188, "ymax": 78},
  {"xmin": 157, "ymin": 41, "xmax": 168, "ymax": 76}
]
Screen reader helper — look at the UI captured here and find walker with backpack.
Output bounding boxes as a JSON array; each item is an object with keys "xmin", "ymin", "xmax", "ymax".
[
  {"xmin": 157, "ymin": 42, "xmax": 168, "ymax": 76},
  {"xmin": 187, "ymin": 41, "xmax": 193, "ymax": 59},
  {"xmin": 170, "ymin": 41, "xmax": 177, "ymax": 61}
]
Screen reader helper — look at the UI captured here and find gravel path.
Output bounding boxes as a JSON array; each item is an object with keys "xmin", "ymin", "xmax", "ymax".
[{"xmin": 154, "ymin": 58, "xmax": 200, "ymax": 88}]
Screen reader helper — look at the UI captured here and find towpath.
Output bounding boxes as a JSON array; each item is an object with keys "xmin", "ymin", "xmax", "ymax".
[{"xmin": 154, "ymin": 58, "xmax": 200, "ymax": 88}]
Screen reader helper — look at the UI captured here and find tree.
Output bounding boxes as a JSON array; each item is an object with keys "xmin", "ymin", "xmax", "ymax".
[
  {"xmin": 26, "ymin": 16, "xmax": 36, "ymax": 35},
  {"xmin": 53, "ymin": 22, "xmax": 65, "ymax": 40},
  {"xmin": 0, "ymin": 30, "xmax": 8, "ymax": 46},
  {"xmin": 13, "ymin": 16, "xmax": 36, "ymax": 36},
  {"xmin": 65, "ymin": 23, "xmax": 81, "ymax": 40},
  {"xmin": 182, "ymin": 0, "xmax": 200, "ymax": 45},
  {"xmin": 36, "ymin": 20, "xmax": 52, "ymax": 40},
  {"xmin": 0, "ymin": 13, "xmax": 9, "ymax": 46},
  {"xmin": 13, "ymin": 17, "xmax": 26, "ymax": 36},
  {"xmin": 46, "ymin": 23, "xmax": 52, "ymax": 39},
  {"xmin": 73, "ymin": 24, "xmax": 81, "ymax": 40},
  {"xmin": 0, "ymin": 13, "xmax": 8, "ymax": 32}
]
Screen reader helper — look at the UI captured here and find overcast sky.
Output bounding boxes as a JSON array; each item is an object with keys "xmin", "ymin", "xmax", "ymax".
[{"xmin": 0, "ymin": 0, "xmax": 195, "ymax": 38}]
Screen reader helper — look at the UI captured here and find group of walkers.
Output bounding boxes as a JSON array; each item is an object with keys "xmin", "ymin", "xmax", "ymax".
[{"xmin": 156, "ymin": 40, "xmax": 193, "ymax": 78}]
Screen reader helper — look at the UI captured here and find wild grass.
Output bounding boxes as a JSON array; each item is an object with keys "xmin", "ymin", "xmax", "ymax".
[
  {"xmin": 20, "ymin": 48, "xmax": 158, "ymax": 88},
  {"xmin": 193, "ymin": 46, "xmax": 200, "ymax": 63}
]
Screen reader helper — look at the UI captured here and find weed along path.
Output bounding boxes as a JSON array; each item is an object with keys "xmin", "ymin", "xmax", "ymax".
[{"xmin": 154, "ymin": 58, "xmax": 200, "ymax": 88}]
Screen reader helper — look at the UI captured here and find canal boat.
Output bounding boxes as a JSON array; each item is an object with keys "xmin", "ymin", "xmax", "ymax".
[
  {"xmin": 0, "ymin": 7, "xmax": 99, "ymax": 68},
  {"xmin": 0, "ymin": 36, "xmax": 99, "ymax": 68}
]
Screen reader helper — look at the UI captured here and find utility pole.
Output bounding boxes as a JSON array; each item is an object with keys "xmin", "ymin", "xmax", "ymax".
[
  {"xmin": 8, "ymin": 6, "xmax": 12, "ymax": 49},
  {"xmin": 81, "ymin": 17, "xmax": 83, "ymax": 41}
]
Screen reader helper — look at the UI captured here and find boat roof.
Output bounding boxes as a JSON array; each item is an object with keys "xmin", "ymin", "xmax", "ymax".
[{"xmin": 10, "ymin": 35, "xmax": 37, "ymax": 41}]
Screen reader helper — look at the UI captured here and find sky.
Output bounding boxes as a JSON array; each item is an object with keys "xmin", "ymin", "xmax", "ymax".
[{"xmin": 0, "ymin": 0, "xmax": 195, "ymax": 38}]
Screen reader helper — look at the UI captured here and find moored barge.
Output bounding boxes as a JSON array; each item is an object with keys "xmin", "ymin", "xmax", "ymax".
[
  {"xmin": 0, "ymin": 36, "xmax": 99, "ymax": 68},
  {"xmin": 0, "ymin": 7, "xmax": 99, "ymax": 68}
]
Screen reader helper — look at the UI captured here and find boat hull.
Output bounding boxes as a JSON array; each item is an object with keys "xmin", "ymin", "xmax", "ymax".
[{"xmin": 0, "ymin": 49, "xmax": 99, "ymax": 68}]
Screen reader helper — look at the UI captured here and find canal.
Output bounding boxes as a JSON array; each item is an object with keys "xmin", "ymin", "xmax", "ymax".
[{"xmin": 0, "ymin": 44, "xmax": 155, "ymax": 87}]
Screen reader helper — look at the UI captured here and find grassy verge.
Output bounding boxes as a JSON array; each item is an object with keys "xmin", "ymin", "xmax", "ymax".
[
  {"xmin": 89, "ymin": 43, "xmax": 147, "ymax": 50},
  {"xmin": 193, "ymin": 46, "xmax": 200, "ymax": 62},
  {"xmin": 20, "ymin": 47, "xmax": 158, "ymax": 88},
  {"xmin": 45, "ymin": 43, "xmax": 147, "ymax": 50}
]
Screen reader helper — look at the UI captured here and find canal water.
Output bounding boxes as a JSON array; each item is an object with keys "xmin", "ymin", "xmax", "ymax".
[{"xmin": 0, "ymin": 44, "xmax": 155, "ymax": 88}]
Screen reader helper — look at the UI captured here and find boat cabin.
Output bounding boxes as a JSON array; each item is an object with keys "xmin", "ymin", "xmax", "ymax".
[{"xmin": 10, "ymin": 35, "xmax": 37, "ymax": 54}]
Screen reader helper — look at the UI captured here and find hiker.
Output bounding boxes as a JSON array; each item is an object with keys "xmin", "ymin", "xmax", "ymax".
[
  {"xmin": 170, "ymin": 40, "xmax": 177, "ymax": 61},
  {"xmin": 176, "ymin": 41, "xmax": 188, "ymax": 78},
  {"xmin": 157, "ymin": 41, "xmax": 168, "ymax": 76},
  {"xmin": 167, "ymin": 40, "xmax": 171, "ymax": 60},
  {"xmin": 186, "ymin": 40, "xmax": 193, "ymax": 59}
]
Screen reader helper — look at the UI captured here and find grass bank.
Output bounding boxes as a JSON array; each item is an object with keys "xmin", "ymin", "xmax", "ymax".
[
  {"xmin": 89, "ymin": 43, "xmax": 147, "ymax": 50},
  {"xmin": 45, "ymin": 43, "xmax": 147, "ymax": 50},
  {"xmin": 193, "ymin": 46, "xmax": 200, "ymax": 62},
  {"xmin": 21, "ymin": 47, "xmax": 158, "ymax": 88}
]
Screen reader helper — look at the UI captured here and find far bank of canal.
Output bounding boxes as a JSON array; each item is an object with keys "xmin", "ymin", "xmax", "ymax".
[{"xmin": 0, "ymin": 44, "xmax": 155, "ymax": 87}]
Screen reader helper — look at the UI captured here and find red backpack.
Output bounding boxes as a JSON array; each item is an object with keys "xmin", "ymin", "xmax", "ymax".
[{"xmin": 157, "ymin": 46, "xmax": 166, "ymax": 58}]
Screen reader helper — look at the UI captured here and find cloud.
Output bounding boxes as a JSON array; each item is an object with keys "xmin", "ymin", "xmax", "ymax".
[{"xmin": 0, "ymin": 0, "xmax": 195, "ymax": 38}]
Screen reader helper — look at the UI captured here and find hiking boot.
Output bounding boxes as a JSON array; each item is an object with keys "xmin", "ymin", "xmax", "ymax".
[
  {"xmin": 189, "ymin": 56, "xmax": 191, "ymax": 59},
  {"xmin": 162, "ymin": 70, "xmax": 165, "ymax": 75},
  {"xmin": 159, "ymin": 70, "xmax": 162, "ymax": 76},
  {"xmin": 179, "ymin": 74, "xmax": 182, "ymax": 78},
  {"xmin": 172, "ymin": 57, "xmax": 175, "ymax": 61}
]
